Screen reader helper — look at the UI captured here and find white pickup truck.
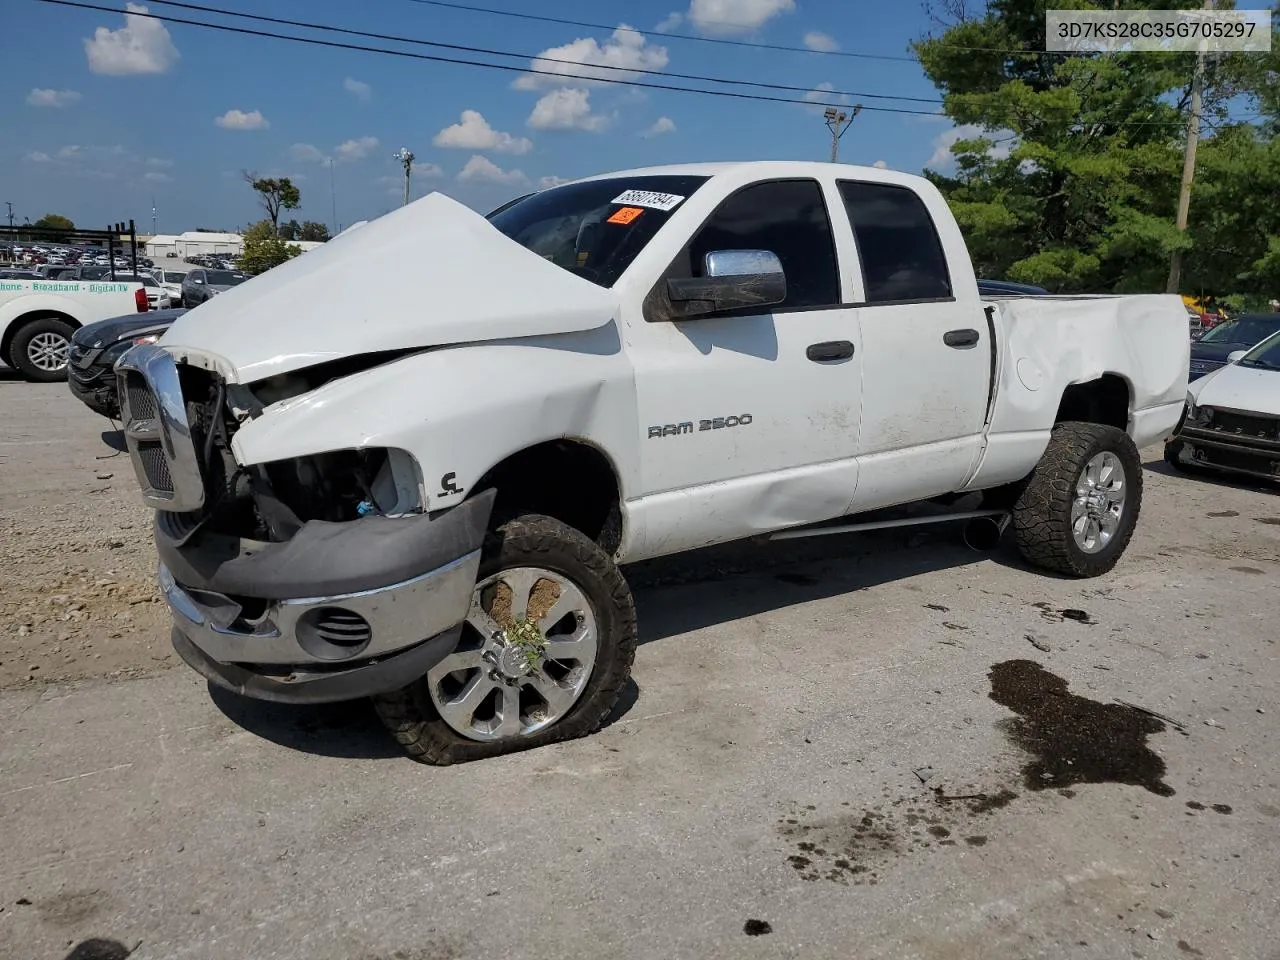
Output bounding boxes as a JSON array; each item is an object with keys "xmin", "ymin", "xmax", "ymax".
[
  {"xmin": 115, "ymin": 161, "xmax": 1189, "ymax": 764},
  {"xmin": 2, "ymin": 277, "xmax": 149, "ymax": 381}
]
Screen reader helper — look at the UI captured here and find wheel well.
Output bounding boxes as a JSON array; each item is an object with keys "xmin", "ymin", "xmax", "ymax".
[
  {"xmin": 472, "ymin": 440, "xmax": 623, "ymax": 553},
  {"xmin": 1055, "ymin": 374, "xmax": 1130, "ymax": 432},
  {"xmin": 1, "ymin": 310, "xmax": 80, "ymax": 364}
]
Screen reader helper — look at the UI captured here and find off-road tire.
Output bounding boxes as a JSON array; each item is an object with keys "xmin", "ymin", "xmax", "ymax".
[
  {"xmin": 10, "ymin": 317, "xmax": 76, "ymax": 382},
  {"xmin": 1011, "ymin": 421, "xmax": 1142, "ymax": 578},
  {"xmin": 373, "ymin": 513, "xmax": 637, "ymax": 764}
]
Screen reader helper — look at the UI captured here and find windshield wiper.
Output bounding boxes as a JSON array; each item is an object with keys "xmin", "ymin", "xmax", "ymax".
[{"xmin": 1239, "ymin": 358, "xmax": 1280, "ymax": 370}]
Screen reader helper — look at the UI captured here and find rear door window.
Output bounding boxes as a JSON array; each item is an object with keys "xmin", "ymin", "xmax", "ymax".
[{"xmin": 838, "ymin": 181, "xmax": 952, "ymax": 304}]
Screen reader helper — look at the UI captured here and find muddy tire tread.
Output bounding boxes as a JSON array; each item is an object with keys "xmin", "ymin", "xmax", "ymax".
[
  {"xmin": 373, "ymin": 514, "xmax": 636, "ymax": 765},
  {"xmin": 1011, "ymin": 421, "xmax": 1142, "ymax": 579}
]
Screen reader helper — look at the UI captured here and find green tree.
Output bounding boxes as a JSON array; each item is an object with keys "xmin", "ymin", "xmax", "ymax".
[
  {"xmin": 242, "ymin": 172, "xmax": 301, "ymax": 231},
  {"xmin": 913, "ymin": 0, "xmax": 1279, "ymax": 295},
  {"xmin": 299, "ymin": 220, "xmax": 331, "ymax": 242},
  {"xmin": 239, "ymin": 219, "xmax": 301, "ymax": 275},
  {"xmin": 278, "ymin": 219, "xmax": 301, "ymax": 241},
  {"xmin": 32, "ymin": 213, "xmax": 75, "ymax": 241}
]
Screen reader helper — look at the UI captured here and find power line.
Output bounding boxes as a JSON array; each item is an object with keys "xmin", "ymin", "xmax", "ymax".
[
  {"xmin": 400, "ymin": 0, "xmax": 919, "ymax": 63},
  {"xmin": 144, "ymin": 0, "xmax": 942, "ymax": 104},
  {"xmin": 30, "ymin": 0, "xmax": 1263, "ymax": 130},
  {"xmin": 31, "ymin": 0, "xmax": 944, "ymax": 115},
  {"xmin": 399, "ymin": 0, "xmax": 1066, "ymax": 61}
]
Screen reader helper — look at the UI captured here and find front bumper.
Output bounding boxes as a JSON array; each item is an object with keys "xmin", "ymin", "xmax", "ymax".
[
  {"xmin": 1167, "ymin": 429, "xmax": 1280, "ymax": 483},
  {"xmin": 67, "ymin": 363, "xmax": 119, "ymax": 418},
  {"xmin": 159, "ymin": 490, "xmax": 495, "ymax": 703}
]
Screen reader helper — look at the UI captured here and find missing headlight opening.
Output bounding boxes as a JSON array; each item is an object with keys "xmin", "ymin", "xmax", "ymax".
[{"xmin": 165, "ymin": 365, "xmax": 426, "ymax": 543}]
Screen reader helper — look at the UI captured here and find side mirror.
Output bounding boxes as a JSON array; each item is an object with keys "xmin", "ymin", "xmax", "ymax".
[
  {"xmin": 665, "ymin": 249, "xmax": 786, "ymax": 319},
  {"xmin": 1227, "ymin": 350, "xmax": 1248, "ymax": 363}
]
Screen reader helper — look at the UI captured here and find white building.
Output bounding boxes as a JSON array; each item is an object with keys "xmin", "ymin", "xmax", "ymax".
[
  {"xmin": 142, "ymin": 234, "xmax": 181, "ymax": 258},
  {"xmin": 176, "ymin": 231, "xmax": 243, "ymax": 257}
]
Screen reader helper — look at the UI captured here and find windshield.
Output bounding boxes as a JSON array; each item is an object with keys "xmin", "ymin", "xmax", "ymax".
[
  {"xmin": 207, "ymin": 270, "xmax": 247, "ymax": 285},
  {"xmin": 1199, "ymin": 315, "xmax": 1280, "ymax": 345},
  {"xmin": 1238, "ymin": 329, "xmax": 1280, "ymax": 370},
  {"xmin": 164, "ymin": 272, "xmax": 186, "ymax": 283},
  {"xmin": 487, "ymin": 175, "xmax": 710, "ymax": 288}
]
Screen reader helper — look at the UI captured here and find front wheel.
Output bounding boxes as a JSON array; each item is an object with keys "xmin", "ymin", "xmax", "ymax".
[
  {"xmin": 10, "ymin": 317, "xmax": 76, "ymax": 382},
  {"xmin": 374, "ymin": 513, "xmax": 637, "ymax": 764},
  {"xmin": 1011, "ymin": 421, "xmax": 1143, "ymax": 578}
]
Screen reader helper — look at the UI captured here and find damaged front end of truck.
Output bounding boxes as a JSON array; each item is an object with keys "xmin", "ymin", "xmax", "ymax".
[{"xmin": 116, "ymin": 342, "xmax": 494, "ymax": 703}]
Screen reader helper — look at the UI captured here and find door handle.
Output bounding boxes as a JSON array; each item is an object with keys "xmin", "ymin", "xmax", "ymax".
[
  {"xmin": 806, "ymin": 340, "xmax": 855, "ymax": 363},
  {"xmin": 943, "ymin": 328, "xmax": 980, "ymax": 348}
]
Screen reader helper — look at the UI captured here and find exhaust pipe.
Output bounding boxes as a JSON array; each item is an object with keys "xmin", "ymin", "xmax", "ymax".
[{"xmin": 963, "ymin": 514, "xmax": 1009, "ymax": 551}]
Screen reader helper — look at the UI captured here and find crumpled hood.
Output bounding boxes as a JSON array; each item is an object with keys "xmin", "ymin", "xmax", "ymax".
[
  {"xmin": 1190, "ymin": 362, "xmax": 1280, "ymax": 416},
  {"xmin": 159, "ymin": 192, "xmax": 619, "ymax": 383}
]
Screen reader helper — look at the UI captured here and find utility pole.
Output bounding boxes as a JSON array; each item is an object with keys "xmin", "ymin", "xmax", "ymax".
[
  {"xmin": 328, "ymin": 158, "xmax": 338, "ymax": 238},
  {"xmin": 4, "ymin": 202, "xmax": 13, "ymax": 230},
  {"xmin": 823, "ymin": 104, "xmax": 862, "ymax": 162},
  {"xmin": 393, "ymin": 147, "xmax": 415, "ymax": 207},
  {"xmin": 1166, "ymin": 0, "xmax": 1213, "ymax": 295},
  {"xmin": 151, "ymin": 198, "xmax": 157, "ymax": 236}
]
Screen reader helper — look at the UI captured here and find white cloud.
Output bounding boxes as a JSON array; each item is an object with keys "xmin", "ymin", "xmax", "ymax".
[
  {"xmin": 343, "ymin": 77, "xmax": 371, "ymax": 101},
  {"xmin": 928, "ymin": 123, "xmax": 1014, "ymax": 167},
  {"xmin": 802, "ymin": 81, "xmax": 853, "ymax": 115},
  {"xmin": 527, "ymin": 88, "xmax": 610, "ymax": 132},
  {"xmin": 22, "ymin": 144, "xmax": 159, "ymax": 181},
  {"xmin": 872, "ymin": 159, "xmax": 888, "ymax": 168},
  {"xmin": 27, "ymin": 89, "xmax": 81, "ymax": 108},
  {"xmin": 457, "ymin": 155, "xmax": 528, "ymax": 185},
  {"xmin": 84, "ymin": 3, "xmax": 179, "ymax": 76},
  {"xmin": 215, "ymin": 109, "xmax": 269, "ymax": 131},
  {"xmin": 641, "ymin": 116, "xmax": 676, "ymax": 137},
  {"xmin": 434, "ymin": 110, "xmax": 533, "ymax": 154},
  {"xmin": 687, "ymin": 0, "xmax": 794, "ymax": 35},
  {"xmin": 803, "ymin": 30, "xmax": 839, "ymax": 52},
  {"xmin": 655, "ymin": 12, "xmax": 684, "ymax": 31},
  {"xmin": 144, "ymin": 171, "xmax": 173, "ymax": 183},
  {"xmin": 513, "ymin": 24, "xmax": 668, "ymax": 90},
  {"xmin": 335, "ymin": 136, "xmax": 379, "ymax": 161},
  {"xmin": 539, "ymin": 175, "xmax": 572, "ymax": 188},
  {"xmin": 290, "ymin": 143, "xmax": 328, "ymax": 163}
]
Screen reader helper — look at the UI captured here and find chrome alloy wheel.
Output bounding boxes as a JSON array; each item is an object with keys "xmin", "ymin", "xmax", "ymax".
[
  {"xmin": 428, "ymin": 566, "xmax": 598, "ymax": 741},
  {"xmin": 27, "ymin": 331, "xmax": 71, "ymax": 372},
  {"xmin": 1071, "ymin": 451, "xmax": 1126, "ymax": 554}
]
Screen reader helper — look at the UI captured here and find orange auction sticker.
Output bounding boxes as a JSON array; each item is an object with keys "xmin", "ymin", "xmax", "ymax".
[{"xmin": 607, "ymin": 206, "xmax": 644, "ymax": 225}]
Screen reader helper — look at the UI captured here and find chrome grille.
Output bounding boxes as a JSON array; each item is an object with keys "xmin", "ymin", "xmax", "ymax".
[
  {"xmin": 125, "ymin": 375, "xmax": 157, "ymax": 419},
  {"xmin": 138, "ymin": 444, "xmax": 174, "ymax": 493},
  {"xmin": 115, "ymin": 344, "xmax": 207, "ymax": 512}
]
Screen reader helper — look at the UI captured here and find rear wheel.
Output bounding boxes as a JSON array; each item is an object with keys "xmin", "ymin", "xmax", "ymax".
[
  {"xmin": 10, "ymin": 318, "xmax": 76, "ymax": 382},
  {"xmin": 1011, "ymin": 422, "xmax": 1142, "ymax": 578},
  {"xmin": 373, "ymin": 513, "xmax": 636, "ymax": 764}
]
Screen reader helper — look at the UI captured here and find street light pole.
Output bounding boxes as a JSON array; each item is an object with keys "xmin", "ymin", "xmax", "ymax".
[
  {"xmin": 823, "ymin": 104, "xmax": 862, "ymax": 162},
  {"xmin": 393, "ymin": 147, "xmax": 415, "ymax": 207},
  {"xmin": 1166, "ymin": 0, "xmax": 1214, "ymax": 295}
]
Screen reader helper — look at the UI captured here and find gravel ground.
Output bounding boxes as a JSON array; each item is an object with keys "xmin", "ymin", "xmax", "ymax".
[
  {"xmin": 1, "ymin": 378, "xmax": 1279, "ymax": 960},
  {"xmin": 0, "ymin": 372, "xmax": 170, "ymax": 689}
]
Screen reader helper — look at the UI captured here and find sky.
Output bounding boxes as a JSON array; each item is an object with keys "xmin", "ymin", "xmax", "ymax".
[{"xmin": 2, "ymin": 0, "xmax": 963, "ymax": 235}]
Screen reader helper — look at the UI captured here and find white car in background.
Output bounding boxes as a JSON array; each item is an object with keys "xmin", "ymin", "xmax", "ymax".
[
  {"xmin": 160, "ymin": 270, "xmax": 186, "ymax": 304},
  {"xmin": 1166, "ymin": 328, "xmax": 1280, "ymax": 483},
  {"xmin": 118, "ymin": 273, "xmax": 172, "ymax": 310}
]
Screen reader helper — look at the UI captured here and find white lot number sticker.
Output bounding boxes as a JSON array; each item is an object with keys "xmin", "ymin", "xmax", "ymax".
[{"xmin": 612, "ymin": 189, "xmax": 685, "ymax": 212}]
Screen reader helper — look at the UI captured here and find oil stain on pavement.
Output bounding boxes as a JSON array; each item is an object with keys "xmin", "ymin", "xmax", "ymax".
[
  {"xmin": 988, "ymin": 659, "xmax": 1175, "ymax": 796},
  {"xmin": 779, "ymin": 660, "xmax": 1180, "ymax": 885}
]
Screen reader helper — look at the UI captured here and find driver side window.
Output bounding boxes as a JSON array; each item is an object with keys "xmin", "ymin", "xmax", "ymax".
[{"xmin": 682, "ymin": 179, "xmax": 841, "ymax": 312}]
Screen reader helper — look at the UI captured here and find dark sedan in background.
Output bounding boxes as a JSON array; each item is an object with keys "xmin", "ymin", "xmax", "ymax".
[
  {"xmin": 67, "ymin": 308, "xmax": 187, "ymax": 418},
  {"xmin": 1188, "ymin": 313, "xmax": 1280, "ymax": 381}
]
